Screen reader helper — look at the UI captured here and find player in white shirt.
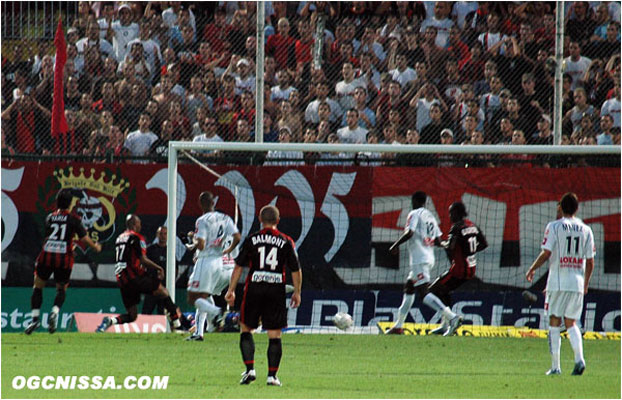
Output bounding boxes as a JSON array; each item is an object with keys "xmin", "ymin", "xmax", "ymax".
[
  {"xmin": 186, "ymin": 192, "xmax": 241, "ymax": 341},
  {"xmin": 526, "ymin": 193, "xmax": 595, "ymax": 376},
  {"xmin": 385, "ymin": 192, "xmax": 462, "ymax": 335}
]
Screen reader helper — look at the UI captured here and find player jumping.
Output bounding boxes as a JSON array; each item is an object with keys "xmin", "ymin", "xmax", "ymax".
[{"xmin": 428, "ymin": 201, "xmax": 488, "ymax": 335}]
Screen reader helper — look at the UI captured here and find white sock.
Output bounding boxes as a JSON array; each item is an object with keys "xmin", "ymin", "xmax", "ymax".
[
  {"xmin": 196, "ymin": 311, "xmax": 207, "ymax": 337},
  {"xmin": 110, "ymin": 317, "xmax": 118, "ymax": 325},
  {"xmin": 395, "ymin": 294, "xmax": 415, "ymax": 328},
  {"xmin": 567, "ymin": 324, "xmax": 585, "ymax": 364},
  {"xmin": 194, "ymin": 298, "xmax": 221, "ymax": 319},
  {"xmin": 51, "ymin": 306, "xmax": 60, "ymax": 315},
  {"xmin": 32, "ymin": 309, "xmax": 40, "ymax": 319},
  {"xmin": 423, "ymin": 293, "xmax": 456, "ymax": 321},
  {"xmin": 549, "ymin": 326, "xmax": 561, "ymax": 370}
]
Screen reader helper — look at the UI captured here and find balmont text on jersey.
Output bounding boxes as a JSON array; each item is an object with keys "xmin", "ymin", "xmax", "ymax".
[{"xmin": 251, "ymin": 234, "xmax": 286, "ymax": 248}]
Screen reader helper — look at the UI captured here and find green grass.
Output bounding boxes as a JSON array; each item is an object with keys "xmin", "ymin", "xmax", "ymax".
[{"xmin": 1, "ymin": 333, "xmax": 620, "ymax": 398}]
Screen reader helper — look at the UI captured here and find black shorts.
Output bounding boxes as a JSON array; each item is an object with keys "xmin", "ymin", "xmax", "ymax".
[
  {"xmin": 432, "ymin": 271, "xmax": 468, "ymax": 293},
  {"xmin": 240, "ymin": 284, "xmax": 287, "ymax": 330},
  {"xmin": 119, "ymin": 275, "xmax": 161, "ymax": 310},
  {"xmin": 35, "ymin": 262, "xmax": 72, "ymax": 285}
]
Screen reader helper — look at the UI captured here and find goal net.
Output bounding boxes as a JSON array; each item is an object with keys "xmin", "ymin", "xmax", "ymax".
[{"xmin": 166, "ymin": 142, "xmax": 620, "ymax": 332}]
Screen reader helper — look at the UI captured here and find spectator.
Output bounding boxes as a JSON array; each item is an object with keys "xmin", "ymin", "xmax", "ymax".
[
  {"xmin": 264, "ymin": 127, "xmax": 304, "ymax": 166},
  {"xmin": 343, "ymin": 86, "xmax": 375, "ymax": 129},
  {"xmin": 535, "ymin": 12, "xmax": 556, "ymax": 50},
  {"xmin": 410, "ymin": 82, "xmax": 448, "ymax": 133},
  {"xmin": 379, "ymin": 13, "xmax": 402, "ymax": 44},
  {"xmin": 97, "ymin": 2, "xmax": 115, "ymax": 41},
  {"xmin": 234, "ymin": 118, "xmax": 252, "ymax": 142},
  {"xmin": 202, "ymin": 7, "xmax": 231, "ymax": 54},
  {"xmin": 420, "ymin": 104, "xmax": 445, "ymax": 144},
  {"xmin": 317, "ymin": 120, "xmax": 333, "ymax": 143},
  {"xmin": 474, "ymin": 60, "xmax": 497, "ymax": 96},
  {"xmin": 531, "ymin": 114, "xmax": 554, "ymax": 145},
  {"xmin": 596, "ymin": 114, "xmax": 615, "ymax": 145},
  {"xmin": 451, "ymin": 83, "xmax": 474, "ymax": 127},
  {"xmin": 590, "ymin": 4, "xmax": 613, "ymax": 41},
  {"xmin": 213, "ymin": 74, "xmax": 240, "ymax": 135},
  {"xmin": 564, "ymin": 88, "xmax": 595, "ymax": 133},
  {"xmin": 261, "ymin": 111, "xmax": 279, "ymax": 143},
  {"xmin": 264, "ymin": 55, "xmax": 278, "ymax": 87},
  {"xmin": 357, "ymin": 27, "xmax": 386, "ymax": 68},
  {"xmin": 266, "ymin": 17, "xmax": 295, "ymax": 70},
  {"xmin": 76, "ymin": 22, "xmax": 114, "ymax": 61},
  {"xmin": 124, "ymin": 113, "xmax": 157, "ymax": 159},
  {"xmin": 380, "ymin": 124, "xmax": 400, "ymax": 145},
  {"xmin": 271, "ymin": 70, "xmax": 296, "ymax": 102},
  {"xmin": 111, "ymin": 4, "xmax": 139, "ymax": 62},
  {"xmin": 564, "ymin": 41, "xmax": 592, "ymax": 90},
  {"xmin": 1, "ymin": 94, "xmax": 51, "ymax": 154},
  {"xmin": 478, "ymin": 13, "xmax": 508, "ymax": 55},
  {"xmin": 355, "ymin": 52, "xmax": 382, "ymax": 95},
  {"xmin": 402, "ymin": 27, "xmax": 425, "ymax": 70},
  {"xmin": 232, "ymin": 91, "xmax": 256, "ymax": 134},
  {"xmin": 144, "ymin": 99, "xmax": 161, "ymax": 136},
  {"xmin": 376, "ymin": 80, "xmax": 405, "ymax": 127},
  {"xmin": 601, "ymin": 82, "xmax": 620, "ymax": 129},
  {"xmin": 496, "ymin": 117, "xmax": 515, "ymax": 145},
  {"xmin": 118, "ymin": 42, "xmax": 151, "ymax": 83},
  {"xmin": 150, "ymin": 119, "xmax": 175, "ymax": 159},
  {"xmin": 493, "ymin": 36, "xmax": 531, "ymax": 96},
  {"xmin": 277, "ymin": 99, "xmax": 302, "ymax": 141},
  {"xmin": 174, "ymin": 24, "xmax": 199, "ymax": 88},
  {"xmin": 193, "ymin": 114, "xmax": 224, "ymax": 153},
  {"xmin": 420, "ymin": 26, "xmax": 448, "ymax": 81},
  {"xmin": 295, "ymin": 19, "xmax": 314, "ymax": 72},
  {"xmin": 419, "ymin": 2, "xmax": 454, "ymax": 48},
  {"xmin": 480, "ymin": 76, "xmax": 503, "ymax": 124},
  {"xmin": 447, "ymin": 26, "xmax": 470, "ymax": 67},
  {"xmin": 231, "ymin": 58, "xmax": 255, "ymax": 95},
  {"xmin": 518, "ymin": 22, "xmax": 539, "ymax": 64},
  {"xmin": 517, "ymin": 72, "xmax": 544, "ymax": 135},
  {"xmin": 305, "ymin": 81, "xmax": 343, "ymax": 124},
  {"xmin": 64, "ymin": 76, "xmax": 82, "ymax": 111},
  {"xmin": 439, "ymin": 58, "xmax": 462, "ymax": 105},
  {"xmin": 337, "ymin": 108, "xmax": 369, "ymax": 144},
  {"xmin": 162, "ymin": 2, "xmax": 196, "ymax": 32},
  {"xmin": 119, "ymin": 83, "xmax": 148, "ymax": 133},
  {"xmin": 186, "ymin": 75, "xmax": 213, "ymax": 127},
  {"xmin": 335, "ymin": 62, "xmax": 365, "ymax": 110},
  {"xmin": 566, "ymin": 1, "xmax": 595, "ymax": 46},
  {"xmin": 459, "ymin": 42, "xmax": 485, "ymax": 84},
  {"xmin": 168, "ymin": 100, "xmax": 191, "ymax": 140}
]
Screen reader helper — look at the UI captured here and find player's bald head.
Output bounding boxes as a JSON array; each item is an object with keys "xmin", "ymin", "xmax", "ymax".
[
  {"xmin": 259, "ymin": 205, "xmax": 280, "ymax": 226},
  {"xmin": 199, "ymin": 191, "xmax": 215, "ymax": 212},
  {"xmin": 126, "ymin": 214, "xmax": 141, "ymax": 230}
]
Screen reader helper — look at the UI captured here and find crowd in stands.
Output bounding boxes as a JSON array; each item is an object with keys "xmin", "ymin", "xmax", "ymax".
[{"xmin": 1, "ymin": 1, "xmax": 620, "ymax": 165}]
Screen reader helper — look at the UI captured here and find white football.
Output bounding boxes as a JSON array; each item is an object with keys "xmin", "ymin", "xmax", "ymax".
[{"xmin": 333, "ymin": 312, "xmax": 353, "ymax": 331}]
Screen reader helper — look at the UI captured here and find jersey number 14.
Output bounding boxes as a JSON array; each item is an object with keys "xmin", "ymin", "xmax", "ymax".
[{"xmin": 258, "ymin": 246, "xmax": 278, "ymax": 270}]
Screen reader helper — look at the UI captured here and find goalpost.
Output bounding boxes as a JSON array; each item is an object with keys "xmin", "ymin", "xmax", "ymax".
[{"xmin": 165, "ymin": 141, "xmax": 620, "ymax": 314}]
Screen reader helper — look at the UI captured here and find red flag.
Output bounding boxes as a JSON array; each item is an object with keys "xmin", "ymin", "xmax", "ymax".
[{"xmin": 51, "ymin": 17, "xmax": 67, "ymax": 139}]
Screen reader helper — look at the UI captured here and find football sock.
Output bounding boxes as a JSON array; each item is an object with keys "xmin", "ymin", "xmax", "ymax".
[
  {"xmin": 195, "ymin": 298, "xmax": 221, "ymax": 319},
  {"xmin": 423, "ymin": 293, "xmax": 456, "ymax": 320},
  {"xmin": 240, "ymin": 332, "xmax": 255, "ymax": 372},
  {"xmin": 549, "ymin": 326, "xmax": 561, "ymax": 370},
  {"xmin": 53, "ymin": 287, "xmax": 66, "ymax": 308},
  {"xmin": 31, "ymin": 309, "xmax": 40, "ymax": 321},
  {"xmin": 267, "ymin": 338, "xmax": 282, "ymax": 377},
  {"xmin": 395, "ymin": 294, "xmax": 415, "ymax": 328},
  {"xmin": 51, "ymin": 305, "xmax": 60, "ymax": 315},
  {"xmin": 31, "ymin": 288, "xmax": 43, "ymax": 318},
  {"xmin": 196, "ymin": 311, "xmax": 207, "ymax": 337},
  {"xmin": 567, "ymin": 324, "xmax": 585, "ymax": 364},
  {"xmin": 161, "ymin": 296, "xmax": 179, "ymax": 321},
  {"xmin": 118, "ymin": 314, "xmax": 134, "ymax": 324}
]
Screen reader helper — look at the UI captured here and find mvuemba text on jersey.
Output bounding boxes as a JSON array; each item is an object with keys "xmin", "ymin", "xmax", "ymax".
[
  {"xmin": 461, "ymin": 226, "xmax": 479, "ymax": 236},
  {"xmin": 561, "ymin": 223, "xmax": 583, "ymax": 232}
]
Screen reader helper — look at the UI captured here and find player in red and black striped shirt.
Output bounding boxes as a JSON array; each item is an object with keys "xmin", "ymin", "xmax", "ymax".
[
  {"xmin": 225, "ymin": 205, "xmax": 302, "ymax": 386},
  {"xmin": 96, "ymin": 214, "xmax": 182, "ymax": 332},
  {"xmin": 429, "ymin": 201, "xmax": 488, "ymax": 335},
  {"xmin": 25, "ymin": 189, "xmax": 102, "ymax": 335}
]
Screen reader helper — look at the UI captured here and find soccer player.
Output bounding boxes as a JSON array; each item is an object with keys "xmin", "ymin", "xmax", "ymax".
[
  {"xmin": 428, "ymin": 202, "xmax": 488, "ymax": 336},
  {"xmin": 385, "ymin": 191, "xmax": 462, "ymax": 335},
  {"xmin": 185, "ymin": 191, "xmax": 241, "ymax": 341},
  {"xmin": 25, "ymin": 189, "xmax": 102, "ymax": 334},
  {"xmin": 526, "ymin": 193, "xmax": 594, "ymax": 376},
  {"xmin": 225, "ymin": 205, "xmax": 302, "ymax": 386},
  {"xmin": 96, "ymin": 214, "xmax": 182, "ymax": 332}
]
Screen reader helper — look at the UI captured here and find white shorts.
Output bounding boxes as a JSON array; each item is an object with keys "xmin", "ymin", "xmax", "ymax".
[
  {"xmin": 407, "ymin": 263, "xmax": 432, "ymax": 287},
  {"xmin": 545, "ymin": 291, "xmax": 584, "ymax": 321},
  {"xmin": 187, "ymin": 257, "xmax": 233, "ymax": 295}
]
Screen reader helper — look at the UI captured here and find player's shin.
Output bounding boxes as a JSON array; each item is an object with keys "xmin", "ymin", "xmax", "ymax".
[
  {"xmin": 395, "ymin": 294, "xmax": 415, "ymax": 328},
  {"xmin": 53, "ymin": 287, "xmax": 66, "ymax": 309},
  {"xmin": 567, "ymin": 324, "xmax": 585, "ymax": 364},
  {"xmin": 548, "ymin": 326, "xmax": 562, "ymax": 370},
  {"xmin": 267, "ymin": 338, "xmax": 282, "ymax": 377},
  {"xmin": 423, "ymin": 293, "xmax": 456, "ymax": 320},
  {"xmin": 162, "ymin": 296, "xmax": 181, "ymax": 328},
  {"xmin": 240, "ymin": 332, "xmax": 255, "ymax": 372},
  {"xmin": 31, "ymin": 287, "xmax": 43, "ymax": 321}
]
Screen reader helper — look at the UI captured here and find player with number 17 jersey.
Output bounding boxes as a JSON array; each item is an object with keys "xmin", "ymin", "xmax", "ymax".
[
  {"xmin": 114, "ymin": 229, "xmax": 147, "ymax": 285},
  {"xmin": 445, "ymin": 218, "xmax": 488, "ymax": 279}
]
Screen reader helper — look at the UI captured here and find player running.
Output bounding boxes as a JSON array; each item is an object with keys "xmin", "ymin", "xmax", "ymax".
[
  {"xmin": 526, "ymin": 193, "xmax": 594, "ymax": 376},
  {"xmin": 185, "ymin": 191, "xmax": 241, "ymax": 341},
  {"xmin": 96, "ymin": 214, "xmax": 182, "ymax": 332},
  {"xmin": 225, "ymin": 205, "xmax": 302, "ymax": 386},
  {"xmin": 25, "ymin": 189, "xmax": 102, "ymax": 334},
  {"xmin": 428, "ymin": 201, "xmax": 488, "ymax": 335}
]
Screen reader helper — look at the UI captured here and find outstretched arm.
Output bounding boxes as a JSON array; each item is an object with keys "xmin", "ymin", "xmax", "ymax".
[
  {"xmin": 389, "ymin": 230, "xmax": 413, "ymax": 254},
  {"xmin": 526, "ymin": 249, "xmax": 551, "ymax": 282},
  {"xmin": 225, "ymin": 264, "xmax": 244, "ymax": 307}
]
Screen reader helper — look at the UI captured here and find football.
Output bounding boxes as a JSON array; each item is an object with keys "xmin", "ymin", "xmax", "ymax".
[{"xmin": 333, "ymin": 312, "xmax": 354, "ymax": 331}]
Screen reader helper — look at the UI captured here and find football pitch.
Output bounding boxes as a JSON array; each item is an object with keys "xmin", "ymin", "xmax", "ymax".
[{"xmin": 2, "ymin": 332, "xmax": 620, "ymax": 399}]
